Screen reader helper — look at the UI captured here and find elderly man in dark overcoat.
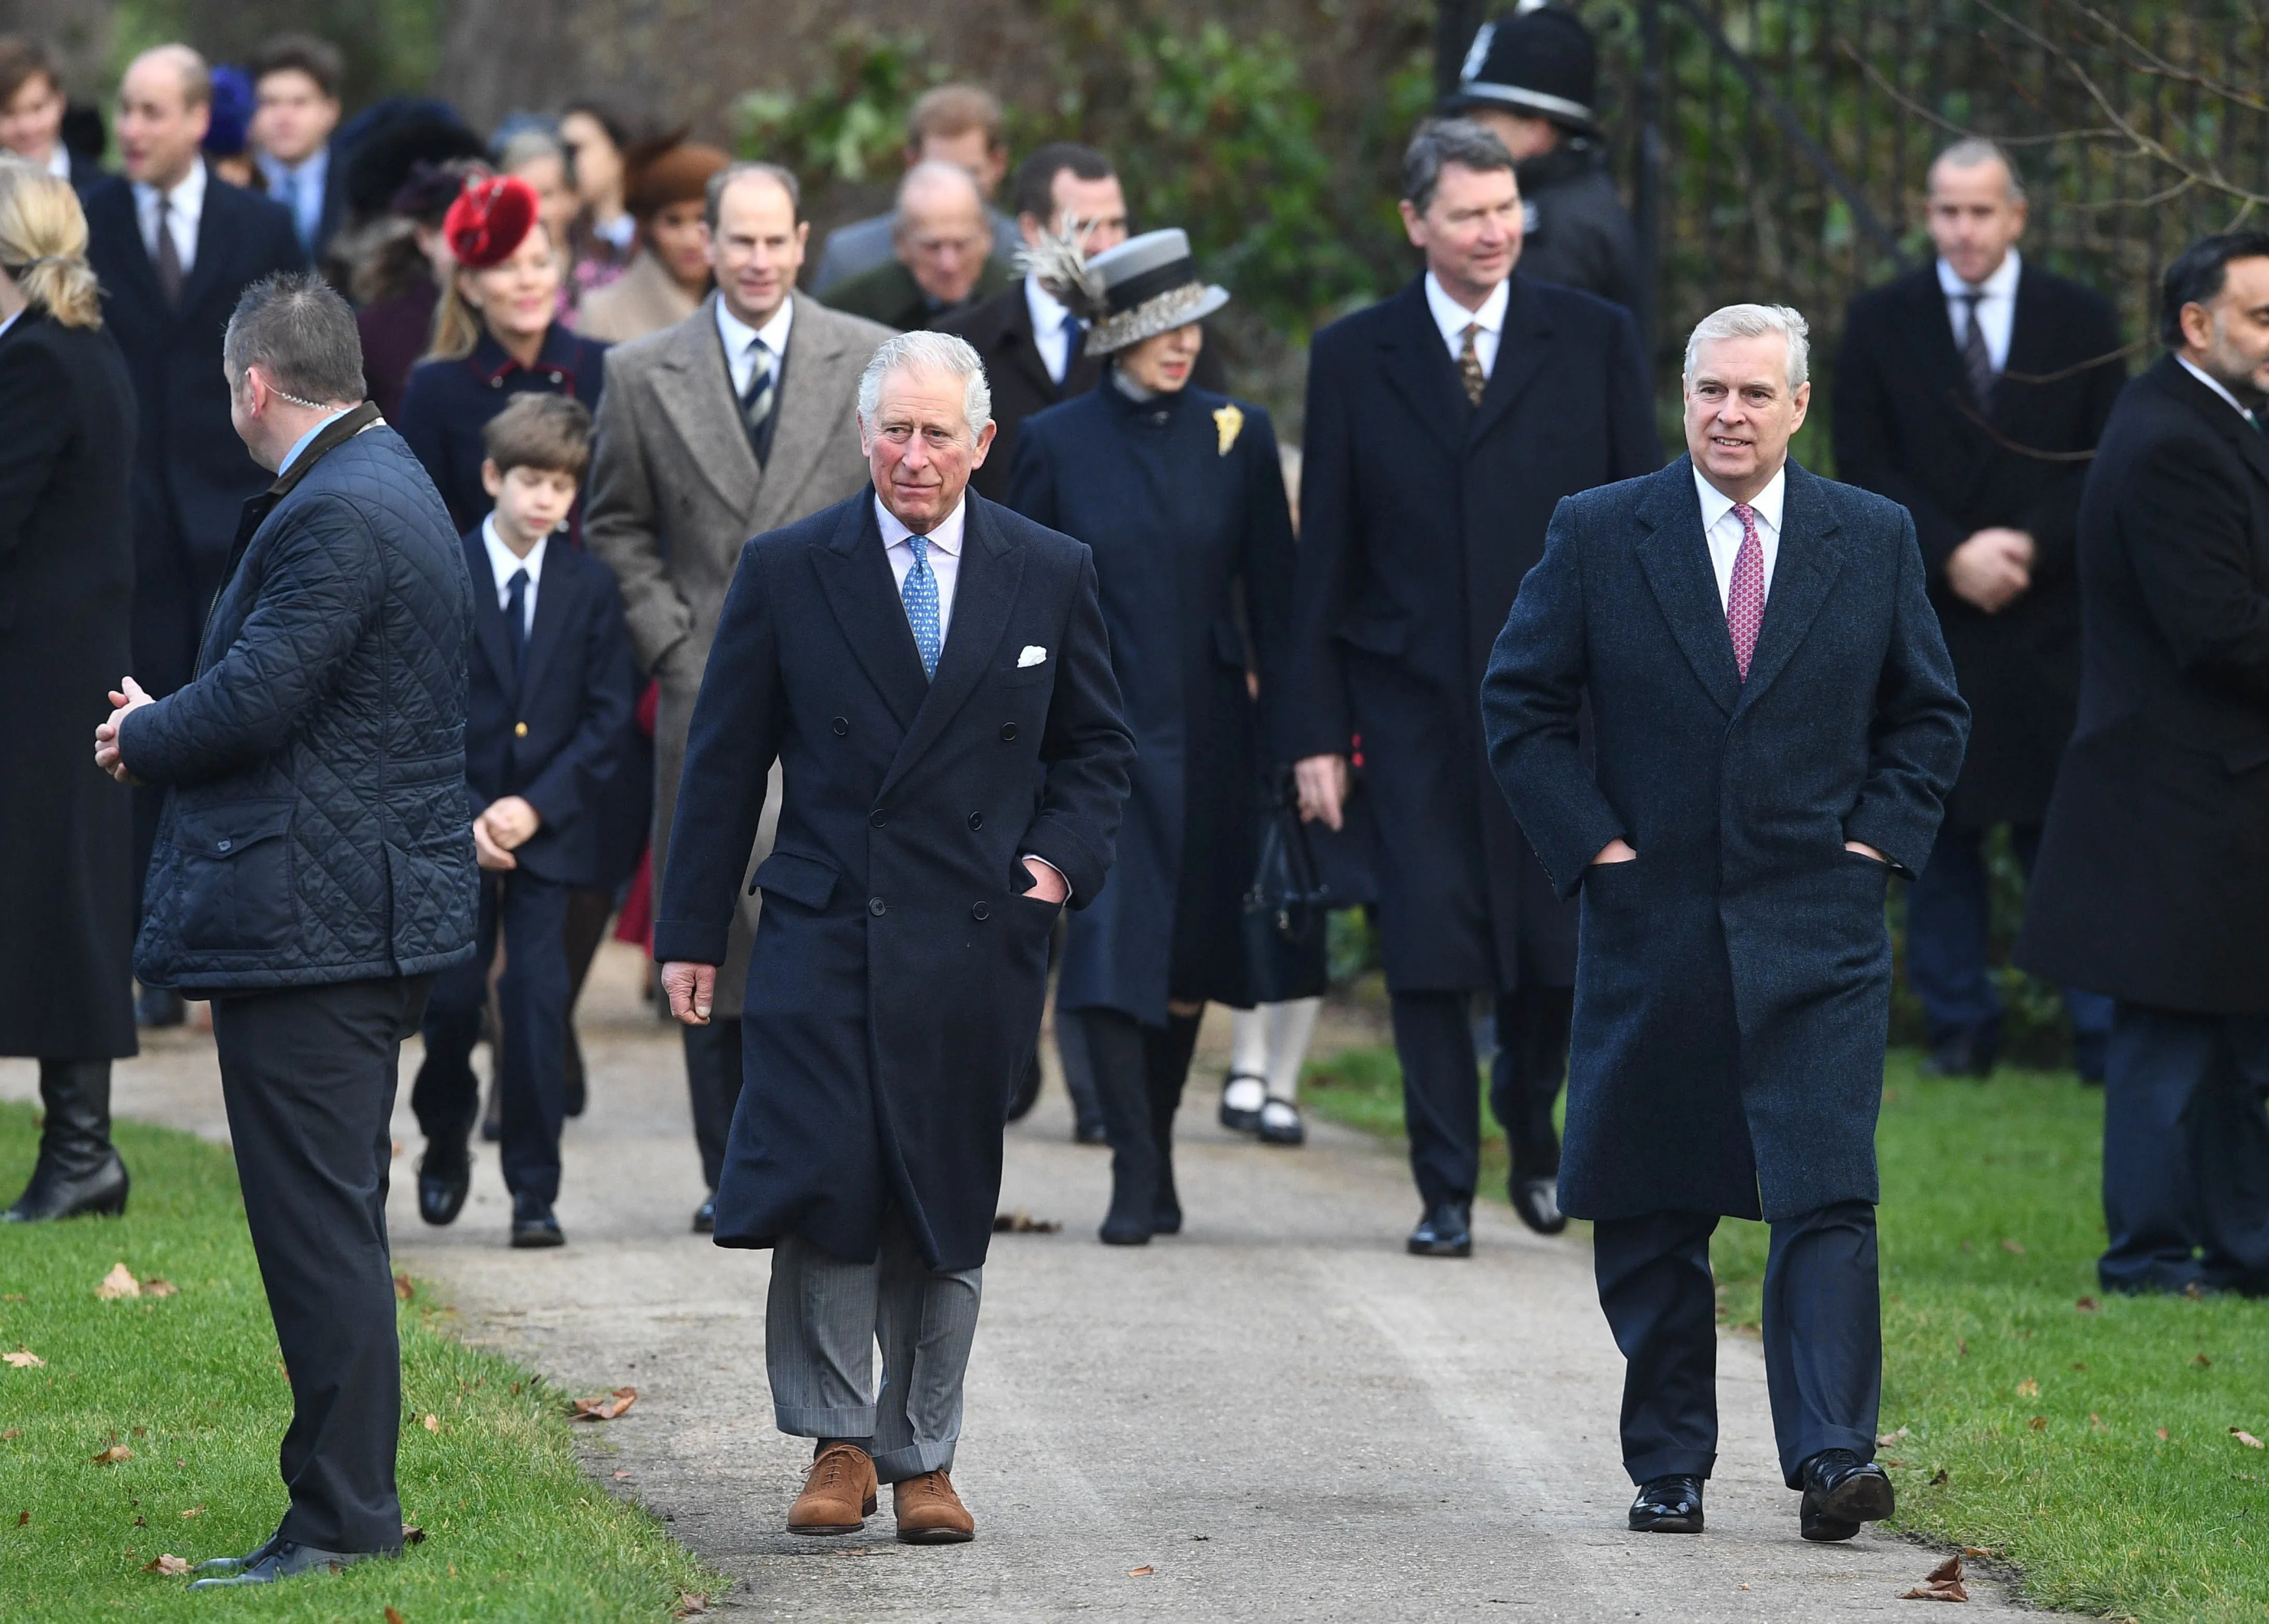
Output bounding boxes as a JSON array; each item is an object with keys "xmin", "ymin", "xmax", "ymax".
[
  {"xmin": 1484, "ymin": 304, "xmax": 1968, "ymax": 1540},
  {"xmin": 1287, "ymin": 118, "xmax": 1657, "ymax": 1252},
  {"xmin": 2019, "ymin": 233, "xmax": 2269, "ymax": 1297},
  {"xmin": 655, "ymin": 330, "xmax": 1130, "ymax": 1545}
]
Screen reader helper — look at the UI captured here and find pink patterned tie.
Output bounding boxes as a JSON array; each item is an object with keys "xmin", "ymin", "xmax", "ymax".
[{"xmin": 1726, "ymin": 503, "xmax": 1765, "ymax": 680}]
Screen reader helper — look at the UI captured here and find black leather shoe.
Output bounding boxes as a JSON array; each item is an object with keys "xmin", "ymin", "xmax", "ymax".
[
  {"xmin": 510, "ymin": 1193, "xmax": 564, "ymax": 1249},
  {"xmin": 417, "ymin": 1148, "xmax": 470, "ymax": 1227},
  {"xmin": 1407, "ymin": 1202, "xmax": 1472, "ymax": 1257},
  {"xmin": 1509, "ymin": 1173, "xmax": 1568, "ymax": 1236},
  {"xmin": 1073, "ymin": 1116, "xmax": 1109, "ymax": 1145},
  {"xmin": 1798, "ymin": 1449, "xmax": 1894, "ymax": 1541},
  {"xmin": 692, "ymin": 1195, "xmax": 716, "ymax": 1233},
  {"xmin": 185, "ymin": 1540, "xmax": 391, "ymax": 1588},
  {"xmin": 1628, "ymin": 1473, "xmax": 1705, "ymax": 1532},
  {"xmin": 1921, "ymin": 1026, "xmax": 1998, "ymax": 1080},
  {"xmin": 191, "ymin": 1529, "xmax": 284, "ymax": 1574},
  {"xmin": 1100, "ymin": 1175, "xmax": 1154, "ymax": 1246}
]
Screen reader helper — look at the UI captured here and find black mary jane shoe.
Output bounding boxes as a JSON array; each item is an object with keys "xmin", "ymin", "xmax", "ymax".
[
  {"xmin": 1508, "ymin": 1172, "xmax": 1568, "ymax": 1236},
  {"xmin": 1407, "ymin": 1201, "xmax": 1472, "ymax": 1258},
  {"xmin": 1628, "ymin": 1474, "xmax": 1705, "ymax": 1533},
  {"xmin": 417, "ymin": 1149, "xmax": 471, "ymax": 1227},
  {"xmin": 509, "ymin": 1193, "xmax": 565, "ymax": 1249},
  {"xmin": 1798, "ymin": 1449, "xmax": 1895, "ymax": 1542},
  {"xmin": 1256, "ymin": 1099, "xmax": 1307, "ymax": 1147},
  {"xmin": 185, "ymin": 1540, "xmax": 390, "ymax": 1589},
  {"xmin": 692, "ymin": 1195, "xmax": 716, "ymax": 1234},
  {"xmin": 1217, "ymin": 1073, "xmax": 1266, "ymax": 1134}
]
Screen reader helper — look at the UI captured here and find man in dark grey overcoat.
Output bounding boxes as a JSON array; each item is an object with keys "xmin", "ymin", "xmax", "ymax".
[{"xmin": 1484, "ymin": 304, "xmax": 1968, "ymax": 1540}]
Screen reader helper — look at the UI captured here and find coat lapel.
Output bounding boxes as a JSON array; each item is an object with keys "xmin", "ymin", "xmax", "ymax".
[
  {"xmin": 880, "ymin": 496, "xmax": 1025, "ymax": 802},
  {"xmin": 2160, "ymin": 356, "xmax": 2269, "ymax": 495},
  {"xmin": 517, "ymin": 545, "xmax": 574, "ymax": 703},
  {"xmin": 752, "ymin": 295, "xmax": 856, "ymax": 534},
  {"xmin": 815, "ymin": 492, "xmax": 927, "ymax": 732},
  {"xmin": 461, "ymin": 532, "xmax": 521, "ymax": 698},
  {"xmin": 1731, "ymin": 462, "xmax": 1844, "ymax": 715},
  {"xmin": 89, "ymin": 183, "xmax": 163, "ymax": 310},
  {"xmin": 1377, "ymin": 279, "xmax": 1469, "ymax": 456},
  {"xmin": 175, "ymin": 170, "xmax": 237, "ymax": 323},
  {"xmin": 1633, "ymin": 460, "xmax": 1743, "ymax": 717},
  {"xmin": 654, "ymin": 296, "xmax": 763, "ymax": 516},
  {"xmin": 1467, "ymin": 276, "xmax": 1553, "ymax": 447},
  {"xmin": 1000, "ymin": 288, "xmax": 1060, "ymax": 404}
]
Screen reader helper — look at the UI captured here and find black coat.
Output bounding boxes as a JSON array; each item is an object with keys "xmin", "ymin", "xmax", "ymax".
[
  {"xmin": 940, "ymin": 282, "xmax": 1229, "ymax": 505},
  {"xmin": 460, "ymin": 529, "xmax": 642, "ymax": 890},
  {"xmin": 1483, "ymin": 458, "xmax": 1969, "ymax": 1220},
  {"xmin": 1514, "ymin": 144, "xmax": 1643, "ymax": 317},
  {"xmin": 0, "ymin": 312, "xmax": 140, "ymax": 1060},
  {"xmin": 655, "ymin": 490, "xmax": 1133, "ymax": 1272},
  {"xmin": 1834, "ymin": 261, "xmax": 2126, "ymax": 827},
  {"xmin": 123, "ymin": 408, "xmax": 479, "ymax": 993},
  {"xmin": 397, "ymin": 326, "xmax": 608, "ymax": 536},
  {"xmin": 2018, "ymin": 358, "xmax": 2269, "ymax": 1013},
  {"xmin": 1286, "ymin": 273, "xmax": 1659, "ymax": 994},
  {"xmin": 1009, "ymin": 377, "xmax": 1294, "ymax": 1023},
  {"xmin": 81, "ymin": 172, "xmax": 305, "ymax": 642}
]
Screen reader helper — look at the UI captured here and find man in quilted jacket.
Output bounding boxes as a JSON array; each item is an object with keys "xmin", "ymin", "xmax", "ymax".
[{"xmin": 96, "ymin": 271, "xmax": 476, "ymax": 1587}]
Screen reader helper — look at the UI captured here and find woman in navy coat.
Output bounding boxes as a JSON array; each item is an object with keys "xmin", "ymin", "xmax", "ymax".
[{"xmin": 1009, "ymin": 230, "xmax": 1296, "ymax": 1245}]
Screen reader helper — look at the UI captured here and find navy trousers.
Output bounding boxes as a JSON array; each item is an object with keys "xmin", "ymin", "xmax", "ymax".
[
  {"xmin": 1389, "ymin": 985, "xmax": 1572, "ymax": 1209},
  {"xmin": 2099, "ymin": 1004, "xmax": 2269, "ymax": 1295},
  {"xmin": 413, "ymin": 870, "xmax": 572, "ymax": 1203},
  {"xmin": 1593, "ymin": 1201, "xmax": 1882, "ymax": 1488},
  {"xmin": 1906, "ymin": 821, "xmax": 2112, "ymax": 1067}
]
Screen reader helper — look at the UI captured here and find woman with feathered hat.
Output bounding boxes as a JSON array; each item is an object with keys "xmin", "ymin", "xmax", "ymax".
[{"xmin": 1008, "ymin": 227, "xmax": 1299, "ymax": 1245}]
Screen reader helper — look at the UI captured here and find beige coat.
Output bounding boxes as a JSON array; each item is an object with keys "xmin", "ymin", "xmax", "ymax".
[
  {"xmin": 574, "ymin": 250, "xmax": 702, "ymax": 344},
  {"xmin": 586, "ymin": 292, "xmax": 892, "ymax": 1014}
]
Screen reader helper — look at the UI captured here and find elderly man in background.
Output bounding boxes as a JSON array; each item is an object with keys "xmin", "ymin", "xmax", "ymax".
[
  {"xmin": 586, "ymin": 162, "xmax": 893, "ymax": 1232},
  {"xmin": 809, "ymin": 83, "xmax": 1020, "ymax": 293},
  {"xmin": 1485, "ymin": 303, "xmax": 1967, "ymax": 1540},
  {"xmin": 656, "ymin": 330, "xmax": 1130, "ymax": 1545},
  {"xmin": 97, "ymin": 272, "xmax": 474, "ymax": 1586},
  {"xmin": 822, "ymin": 158, "xmax": 1010, "ymax": 334}
]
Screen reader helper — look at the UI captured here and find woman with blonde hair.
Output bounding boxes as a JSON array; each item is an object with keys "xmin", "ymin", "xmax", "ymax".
[{"xmin": 0, "ymin": 160, "xmax": 142, "ymax": 1221}]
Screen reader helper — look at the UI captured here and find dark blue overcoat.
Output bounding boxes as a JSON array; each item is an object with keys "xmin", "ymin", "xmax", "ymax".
[
  {"xmin": 1007, "ymin": 378, "xmax": 1296, "ymax": 1025},
  {"xmin": 1481, "ymin": 459, "xmax": 1969, "ymax": 1220},
  {"xmin": 654, "ymin": 490, "xmax": 1133, "ymax": 1272}
]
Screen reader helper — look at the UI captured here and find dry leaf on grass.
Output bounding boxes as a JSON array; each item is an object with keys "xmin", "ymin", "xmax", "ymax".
[
  {"xmin": 142, "ymin": 1278, "xmax": 178, "ymax": 1298},
  {"xmin": 143, "ymin": 1553, "xmax": 191, "ymax": 1576},
  {"xmin": 1899, "ymin": 1554, "xmax": 1969, "ymax": 1601},
  {"xmin": 421, "ymin": 1414, "xmax": 439, "ymax": 1433},
  {"xmin": 1127, "ymin": 1566, "xmax": 1155, "ymax": 1577},
  {"xmin": 570, "ymin": 1387, "xmax": 637, "ymax": 1421},
  {"xmin": 2192, "ymin": 1352, "xmax": 2212, "ymax": 1368},
  {"xmin": 394, "ymin": 1272, "xmax": 415, "ymax": 1302},
  {"xmin": 612, "ymin": 1471, "xmax": 632, "ymax": 1479},
  {"xmin": 2232, "ymin": 1428, "xmax": 2265, "ymax": 1449},
  {"xmin": 179, "ymin": 1505, "xmax": 203, "ymax": 1518},
  {"xmin": 2157, "ymin": 1428, "xmax": 2169, "ymax": 1440},
  {"xmin": 401, "ymin": 1523, "xmax": 426, "ymax": 1545},
  {"xmin": 90, "ymin": 1444, "xmax": 133, "ymax": 1465},
  {"xmin": 95, "ymin": 1263, "xmax": 140, "ymax": 1299},
  {"xmin": 1999, "ymin": 1237, "xmax": 2026, "ymax": 1255},
  {"xmin": 16, "ymin": 1510, "xmax": 28, "ymax": 1526},
  {"xmin": 991, "ymin": 1208, "xmax": 1063, "ymax": 1233},
  {"xmin": 2028, "ymin": 1416, "xmax": 2047, "ymax": 1432},
  {"xmin": 1876, "ymin": 1426, "xmax": 1909, "ymax": 1447},
  {"xmin": 2, "ymin": 1428, "xmax": 18, "ymax": 1439},
  {"xmin": 386, "ymin": 1608, "xmax": 405, "ymax": 1624},
  {"xmin": 674, "ymin": 1596, "xmax": 709, "ymax": 1619},
  {"xmin": 1929, "ymin": 1467, "xmax": 1950, "ymax": 1485},
  {"xmin": 2016, "ymin": 1378, "xmax": 2040, "ymax": 1397},
  {"xmin": 4, "ymin": 1348, "xmax": 43, "ymax": 1368},
  {"xmin": 2075, "ymin": 1294, "xmax": 2100, "ymax": 1311}
]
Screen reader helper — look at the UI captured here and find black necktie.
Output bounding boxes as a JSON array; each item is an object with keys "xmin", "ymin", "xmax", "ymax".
[
  {"xmin": 740, "ymin": 338, "xmax": 776, "ymax": 464},
  {"xmin": 504, "ymin": 568, "xmax": 529, "ymax": 684},
  {"xmin": 154, "ymin": 197, "xmax": 183, "ymax": 309},
  {"xmin": 1959, "ymin": 291, "xmax": 1995, "ymax": 404}
]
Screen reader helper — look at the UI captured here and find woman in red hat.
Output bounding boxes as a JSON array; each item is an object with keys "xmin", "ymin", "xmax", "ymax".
[{"xmin": 397, "ymin": 172, "xmax": 608, "ymax": 533}]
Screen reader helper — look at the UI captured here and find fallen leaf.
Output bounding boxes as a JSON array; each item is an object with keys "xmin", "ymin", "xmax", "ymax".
[
  {"xmin": 1962, "ymin": 1547, "xmax": 1994, "ymax": 1557},
  {"xmin": 1883, "ymin": 1458, "xmax": 1905, "ymax": 1468},
  {"xmin": 509, "ymin": 1382, "xmax": 522, "ymax": 1397},
  {"xmin": 2016, "ymin": 1378, "xmax": 2040, "ymax": 1397},
  {"xmin": 15, "ymin": 1510, "xmax": 25, "ymax": 1525},
  {"xmin": 90, "ymin": 1445, "xmax": 133, "ymax": 1465},
  {"xmin": 180, "ymin": 1505, "xmax": 202, "ymax": 1518},
  {"xmin": 674, "ymin": 1596, "xmax": 709, "ymax": 1618},
  {"xmin": 1930, "ymin": 1467, "xmax": 1950, "ymax": 1485},
  {"xmin": 133, "ymin": 1514, "xmax": 146, "ymax": 1527},
  {"xmin": 394, "ymin": 1272, "xmax": 414, "ymax": 1302},
  {"xmin": 2072, "ymin": 1362, "xmax": 2089, "ymax": 1371},
  {"xmin": 131, "ymin": 1427, "xmax": 145, "ymax": 1436},
  {"xmin": 4, "ymin": 1349, "xmax": 43, "ymax": 1369},
  {"xmin": 141, "ymin": 1279, "xmax": 178, "ymax": 1298},
  {"xmin": 1956, "ymin": 1338, "xmax": 1968, "ymax": 1358},
  {"xmin": 2028, "ymin": 1415, "xmax": 2047, "ymax": 1432},
  {"xmin": 1, "ymin": 1293, "xmax": 23, "ymax": 1301},
  {"xmin": 2090, "ymin": 1414, "xmax": 2107, "ymax": 1432},
  {"xmin": 2192, "ymin": 1352, "xmax": 2212, "ymax": 1368},
  {"xmin": 95, "ymin": 1263, "xmax": 140, "ymax": 1299},
  {"xmin": 613, "ymin": 1471, "xmax": 632, "ymax": 1479},
  {"xmin": 1877, "ymin": 1427, "xmax": 1910, "ymax": 1447},
  {"xmin": 2157, "ymin": 1428, "xmax": 2170, "ymax": 1440},
  {"xmin": 2075, "ymin": 1295, "xmax": 2100, "ymax": 1312},
  {"xmin": 421, "ymin": 1414, "xmax": 439, "ymax": 1433},
  {"xmin": 1999, "ymin": 1237, "xmax": 2026, "ymax": 1255},
  {"xmin": 1899, "ymin": 1554, "xmax": 1969, "ymax": 1601},
  {"xmin": 143, "ymin": 1553, "xmax": 191, "ymax": 1575},
  {"xmin": 2232, "ymin": 1428, "xmax": 2265, "ymax": 1449},
  {"xmin": 401, "ymin": 1523, "xmax": 425, "ymax": 1544},
  {"xmin": 1127, "ymin": 1565, "xmax": 1154, "ymax": 1577},
  {"xmin": 2, "ymin": 1429, "xmax": 17, "ymax": 1439},
  {"xmin": 386, "ymin": 1609, "xmax": 405, "ymax": 1624},
  {"xmin": 991, "ymin": 1208, "xmax": 1064, "ymax": 1234},
  {"xmin": 570, "ymin": 1387, "xmax": 637, "ymax": 1421}
]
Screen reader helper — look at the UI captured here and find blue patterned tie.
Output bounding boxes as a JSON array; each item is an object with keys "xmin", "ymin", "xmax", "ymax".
[{"xmin": 901, "ymin": 534, "xmax": 941, "ymax": 679}]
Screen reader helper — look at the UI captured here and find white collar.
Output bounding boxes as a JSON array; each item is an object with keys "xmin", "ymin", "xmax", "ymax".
[
  {"xmin": 1424, "ymin": 270, "xmax": 1509, "ymax": 343},
  {"xmin": 1935, "ymin": 246, "xmax": 2021, "ymax": 300},
  {"xmin": 135, "ymin": 156, "xmax": 207, "ymax": 218},
  {"xmin": 1693, "ymin": 460, "xmax": 1788, "ymax": 535},
  {"xmin": 717, "ymin": 291, "xmax": 793, "ymax": 358},
  {"xmin": 0, "ymin": 309, "xmax": 21, "ymax": 343},
  {"xmin": 874, "ymin": 493, "xmax": 967, "ymax": 557},
  {"xmin": 482, "ymin": 511, "xmax": 550, "ymax": 585},
  {"xmin": 43, "ymin": 144, "xmax": 71, "ymax": 182},
  {"xmin": 2177, "ymin": 355, "xmax": 2258, "ymax": 421},
  {"xmin": 1026, "ymin": 274, "xmax": 1074, "ymax": 335}
]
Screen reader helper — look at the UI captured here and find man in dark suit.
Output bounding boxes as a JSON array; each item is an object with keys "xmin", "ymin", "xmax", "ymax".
[
  {"xmin": 82, "ymin": 43, "xmax": 304, "ymax": 1026},
  {"xmin": 0, "ymin": 37, "xmax": 105, "ymax": 192},
  {"xmin": 248, "ymin": 34, "xmax": 346, "ymax": 266},
  {"xmin": 821, "ymin": 159, "xmax": 1011, "ymax": 334},
  {"xmin": 1485, "ymin": 303, "xmax": 1969, "ymax": 1540},
  {"xmin": 1836, "ymin": 139, "xmax": 2125, "ymax": 1080},
  {"xmin": 1286, "ymin": 118, "xmax": 1657, "ymax": 1251},
  {"xmin": 2020, "ymin": 234, "xmax": 2269, "ymax": 1298},
  {"xmin": 656, "ymin": 330, "xmax": 1131, "ymax": 1544}
]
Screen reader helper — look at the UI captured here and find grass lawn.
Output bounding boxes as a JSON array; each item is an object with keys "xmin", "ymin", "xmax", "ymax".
[
  {"xmin": 1303, "ymin": 1042, "xmax": 2269, "ymax": 1622},
  {"xmin": 0, "ymin": 1103, "xmax": 719, "ymax": 1622}
]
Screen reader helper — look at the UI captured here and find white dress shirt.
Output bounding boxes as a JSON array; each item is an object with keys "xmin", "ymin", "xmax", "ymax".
[
  {"xmin": 1937, "ymin": 248, "xmax": 2020, "ymax": 372},
  {"xmin": 0, "ymin": 309, "xmax": 20, "ymax": 344},
  {"xmin": 2176, "ymin": 355, "xmax": 2259, "ymax": 425},
  {"xmin": 876, "ymin": 494, "xmax": 966, "ymax": 644},
  {"xmin": 133, "ymin": 158, "xmax": 206, "ymax": 279},
  {"xmin": 42, "ymin": 144, "xmax": 71, "ymax": 184},
  {"xmin": 1423, "ymin": 270, "xmax": 1508, "ymax": 379},
  {"xmin": 1693, "ymin": 464, "xmax": 1787, "ymax": 611},
  {"xmin": 718, "ymin": 295, "xmax": 794, "ymax": 401},
  {"xmin": 1026, "ymin": 275, "xmax": 1081, "ymax": 387},
  {"xmin": 482, "ymin": 513, "xmax": 548, "ymax": 636}
]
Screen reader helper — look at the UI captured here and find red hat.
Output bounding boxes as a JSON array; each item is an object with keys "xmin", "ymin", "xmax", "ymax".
[{"xmin": 443, "ymin": 174, "xmax": 540, "ymax": 271}]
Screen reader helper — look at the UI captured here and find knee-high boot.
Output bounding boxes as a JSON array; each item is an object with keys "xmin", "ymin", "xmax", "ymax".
[
  {"xmin": 1146, "ymin": 1011, "xmax": 1203, "ymax": 1234},
  {"xmin": 1079, "ymin": 1009, "xmax": 1160, "ymax": 1246},
  {"xmin": 5, "ymin": 1059, "xmax": 129, "ymax": 1222}
]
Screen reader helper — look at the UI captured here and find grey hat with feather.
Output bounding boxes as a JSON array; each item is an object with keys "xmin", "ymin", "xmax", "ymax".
[{"xmin": 1019, "ymin": 226, "xmax": 1229, "ymax": 357}]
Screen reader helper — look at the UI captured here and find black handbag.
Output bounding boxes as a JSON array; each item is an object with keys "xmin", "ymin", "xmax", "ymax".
[{"xmin": 1240, "ymin": 773, "xmax": 1332, "ymax": 1004}]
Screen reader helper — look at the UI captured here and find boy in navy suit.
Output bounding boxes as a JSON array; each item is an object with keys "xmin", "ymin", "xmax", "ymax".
[{"xmin": 411, "ymin": 395, "xmax": 637, "ymax": 1246}]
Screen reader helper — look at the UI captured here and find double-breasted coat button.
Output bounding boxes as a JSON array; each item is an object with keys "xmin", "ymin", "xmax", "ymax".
[
  {"xmin": 548, "ymin": 371, "xmax": 564, "ymax": 384},
  {"xmin": 514, "ymin": 721, "xmax": 529, "ymax": 737},
  {"xmin": 1000, "ymin": 722, "xmax": 1018, "ymax": 741},
  {"xmin": 216, "ymin": 839, "xmax": 231, "ymax": 852},
  {"xmin": 832, "ymin": 717, "xmax": 849, "ymax": 736},
  {"xmin": 871, "ymin": 808, "xmax": 888, "ymax": 827},
  {"xmin": 867, "ymin": 896, "xmax": 886, "ymax": 916},
  {"xmin": 970, "ymin": 901, "xmax": 990, "ymax": 921},
  {"xmin": 489, "ymin": 375, "xmax": 503, "ymax": 388},
  {"xmin": 967, "ymin": 812, "xmax": 983, "ymax": 831}
]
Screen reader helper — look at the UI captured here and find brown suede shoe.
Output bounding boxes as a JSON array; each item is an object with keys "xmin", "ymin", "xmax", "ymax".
[
  {"xmin": 892, "ymin": 1469, "xmax": 975, "ymax": 1544},
  {"xmin": 786, "ymin": 1443, "xmax": 878, "ymax": 1535}
]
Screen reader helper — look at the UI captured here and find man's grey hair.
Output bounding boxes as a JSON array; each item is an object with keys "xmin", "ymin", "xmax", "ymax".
[
  {"xmin": 223, "ymin": 270, "xmax": 365, "ymax": 405},
  {"xmin": 1930, "ymin": 136, "xmax": 2025, "ymax": 204},
  {"xmin": 857, "ymin": 330, "xmax": 992, "ymax": 442},
  {"xmin": 894, "ymin": 157, "xmax": 983, "ymax": 229},
  {"xmin": 1401, "ymin": 117, "xmax": 1515, "ymax": 215},
  {"xmin": 1683, "ymin": 303, "xmax": 1811, "ymax": 391},
  {"xmin": 705, "ymin": 160, "xmax": 802, "ymax": 231}
]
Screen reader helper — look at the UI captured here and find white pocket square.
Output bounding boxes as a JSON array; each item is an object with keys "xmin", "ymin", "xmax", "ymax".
[{"xmin": 1017, "ymin": 645, "xmax": 1048, "ymax": 668}]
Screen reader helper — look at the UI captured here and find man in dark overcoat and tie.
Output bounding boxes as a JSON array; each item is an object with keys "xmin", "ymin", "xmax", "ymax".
[
  {"xmin": 1485, "ymin": 304, "xmax": 1969, "ymax": 1540},
  {"xmin": 1286, "ymin": 117, "xmax": 1657, "ymax": 1250},
  {"xmin": 655, "ymin": 330, "xmax": 1131, "ymax": 1544},
  {"xmin": 2019, "ymin": 233, "xmax": 2269, "ymax": 1297},
  {"xmin": 1835, "ymin": 139, "xmax": 2126, "ymax": 1079}
]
